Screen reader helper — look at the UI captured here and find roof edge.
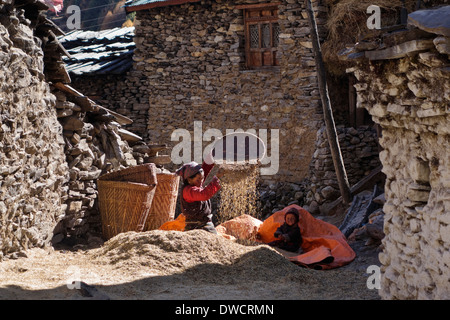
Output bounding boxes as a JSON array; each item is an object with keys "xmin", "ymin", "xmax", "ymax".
[{"xmin": 125, "ymin": 0, "xmax": 202, "ymax": 13}]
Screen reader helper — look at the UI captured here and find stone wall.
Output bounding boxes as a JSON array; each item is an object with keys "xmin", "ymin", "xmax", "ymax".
[
  {"xmin": 121, "ymin": 0, "xmax": 328, "ymax": 184},
  {"xmin": 70, "ymin": 1, "xmax": 378, "ymax": 213},
  {"xmin": 344, "ymin": 7, "xmax": 450, "ymax": 299},
  {"xmin": 307, "ymin": 125, "xmax": 381, "ymax": 210},
  {"xmin": 71, "ymin": 73, "xmax": 151, "ymax": 141},
  {"xmin": 0, "ymin": 5, "xmax": 68, "ymax": 258},
  {"xmin": 0, "ymin": 0, "xmax": 153, "ymax": 256}
]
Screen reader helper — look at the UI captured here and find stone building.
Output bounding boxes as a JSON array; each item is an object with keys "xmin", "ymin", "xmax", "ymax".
[
  {"xmin": 0, "ymin": 0, "xmax": 380, "ymax": 260},
  {"xmin": 120, "ymin": 0, "xmax": 328, "ymax": 185},
  {"xmin": 341, "ymin": 5, "xmax": 450, "ymax": 299},
  {"xmin": 65, "ymin": 0, "xmax": 381, "ymax": 212}
]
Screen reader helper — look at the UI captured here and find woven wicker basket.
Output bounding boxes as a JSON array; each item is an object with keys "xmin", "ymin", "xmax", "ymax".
[
  {"xmin": 144, "ymin": 173, "xmax": 180, "ymax": 231},
  {"xmin": 98, "ymin": 163, "xmax": 158, "ymax": 185},
  {"xmin": 98, "ymin": 164, "xmax": 157, "ymax": 240}
]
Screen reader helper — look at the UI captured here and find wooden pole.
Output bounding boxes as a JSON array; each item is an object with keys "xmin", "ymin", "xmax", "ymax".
[{"xmin": 305, "ymin": 0, "xmax": 352, "ymax": 204}]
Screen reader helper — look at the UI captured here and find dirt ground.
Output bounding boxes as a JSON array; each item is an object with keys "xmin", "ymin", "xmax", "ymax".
[{"xmin": 0, "ymin": 227, "xmax": 381, "ymax": 300}]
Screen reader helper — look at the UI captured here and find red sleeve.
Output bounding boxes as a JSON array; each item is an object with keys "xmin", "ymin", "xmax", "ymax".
[
  {"xmin": 183, "ymin": 177, "xmax": 221, "ymax": 202},
  {"xmin": 202, "ymin": 161, "xmax": 215, "ymax": 180}
]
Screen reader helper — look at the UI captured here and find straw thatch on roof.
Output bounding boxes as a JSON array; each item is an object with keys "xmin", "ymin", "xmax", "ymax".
[{"xmin": 321, "ymin": 0, "xmax": 445, "ymax": 75}]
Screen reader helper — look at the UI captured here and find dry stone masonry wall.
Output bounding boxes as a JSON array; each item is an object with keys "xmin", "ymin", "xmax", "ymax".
[
  {"xmin": 0, "ymin": 0, "xmax": 153, "ymax": 257},
  {"xmin": 129, "ymin": 0, "xmax": 328, "ymax": 184},
  {"xmin": 0, "ymin": 3, "xmax": 68, "ymax": 258},
  {"xmin": 343, "ymin": 6, "xmax": 450, "ymax": 299},
  {"xmin": 307, "ymin": 125, "xmax": 381, "ymax": 210}
]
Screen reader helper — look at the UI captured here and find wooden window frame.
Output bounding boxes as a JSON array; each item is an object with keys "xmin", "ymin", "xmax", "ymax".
[{"xmin": 237, "ymin": 3, "xmax": 280, "ymax": 69}]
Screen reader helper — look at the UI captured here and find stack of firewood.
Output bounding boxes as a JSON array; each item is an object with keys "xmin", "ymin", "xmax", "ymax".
[{"xmin": 50, "ymin": 82, "xmax": 172, "ymax": 240}]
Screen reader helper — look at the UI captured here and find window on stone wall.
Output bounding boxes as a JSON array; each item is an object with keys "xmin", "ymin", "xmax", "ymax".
[{"xmin": 238, "ymin": 3, "xmax": 280, "ymax": 68}]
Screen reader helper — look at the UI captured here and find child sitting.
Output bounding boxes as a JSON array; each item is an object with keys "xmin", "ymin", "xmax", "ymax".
[{"xmin": 269, "ymin": 208, "xmax": 302, "ymax": 252}]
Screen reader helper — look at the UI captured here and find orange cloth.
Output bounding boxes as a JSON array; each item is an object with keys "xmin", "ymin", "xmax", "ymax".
[
  {"xmin": 257, "ymin": 205, "xmax": 355, "ymax": 269},
  {"xmin": 159, "ymin": 214, "xmax": 186, "ymax": 231}
]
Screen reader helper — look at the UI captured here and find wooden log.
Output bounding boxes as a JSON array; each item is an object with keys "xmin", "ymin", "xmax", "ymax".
[
  {"xmin": 106, "ymin": 129, "xmax": 125, "ymax": 162},
  {"xmin": 145, "ymin": 155, "xmax": 172, "ymax": 165},
  {"xmin": 53, "ymin": 82, "xmax": 133, "ymax": 125},
  {"xmin": 147, "ymin": 144, "xmax": 168, "ymax": 152},
  {"xmin": 133, "ymin": 144, "xmax": 168, "ymax": 155},
  {"xmin": 46, "ymin": 62, "xmax": 71, "ymax": 84},
  {"xmin": 306, "ymin": 0, "xmax": 352, "ymax": 205},
  {"xmin": 118, "ymin": 128, "xmax": 142, "ymax": 142},
  {"xmin": 48, "ymin": 30, "xmax": 72, "ymax": 58},
  {"xmin": 349, "ymin": 165, "xmax": 383, "ymax": 196},
  {"xmin": 105, "ymin": 109, "xmax": 133, "ymax": 125},
  {"xmin": 357, "ymin": 24, "xmax": 407, "ymax": 42},
  {"xmin": 320, "ymin": 165, "xmax": 385, "ymax": 215},
  {"xmin": 41, "ymin": 18, "xmax": 65, "ymax": 36},
  {"xmin": 381, "ymin": 28, "xmax": 434, "ymax": 48}
]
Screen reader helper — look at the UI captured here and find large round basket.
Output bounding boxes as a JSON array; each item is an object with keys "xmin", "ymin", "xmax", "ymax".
[
  {"xmin": 144, "ymin": 173, "xmax": 180, "ymax": 231},
  {"xmin": 98, "ymin": 163, "xmax": 158, "ymax": 185},
  {"xmin": 97, "ymin": 181, "xmax": 156, "ymax": 240},
  {"xmin": 98, "ymin": 164, "xmax": 158, "ymax": 240}
]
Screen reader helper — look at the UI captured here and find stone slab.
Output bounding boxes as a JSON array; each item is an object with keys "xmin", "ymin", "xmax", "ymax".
[
  {"xmin": 365, "ymin": 39, "xmax": 434, "ymax": 60},
  {"xmin": 408, "ymin": 6, "xmax": 450, "ymax": 37}
]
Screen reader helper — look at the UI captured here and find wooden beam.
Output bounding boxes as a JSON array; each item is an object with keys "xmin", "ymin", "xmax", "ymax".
[
  {"xmin": 118, "ymin": 128, "xmax": 142, "ymax": 142},
  {"xmin": 235, "ymin": 2, "xmax": 281, "ymax": 10},
  {"xmin": 125, "ymin": 0, "xmax": 201, "ymax": 13},
  {"xmin": 348, "ymin": 75, "xmax": 356, "ymax": 128},
  {"xmin": 48, "ymin": 30, "xmax": 72, "ymax": 59},
  {"xmin": 53, "ymin": 82, "xmax": 133, "ymax": 125},
  {"xmin": 321, "ymin": 165, "xmax": 385, "ymax": 215},
  {"xmin": 365, "ymin": 39, "xmax": 434, "ymax": 60},
  {"xmin": 306, "ymin": 0, "xmax": 352, "ymax": 205}
]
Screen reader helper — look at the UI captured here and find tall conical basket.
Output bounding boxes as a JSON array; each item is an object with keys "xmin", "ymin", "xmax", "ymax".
[
  {"xmin": 143, "ymin": 173, "xmax": 180, "ymax": 231},
  {"xmin": 97, "ymin": 164, "xmax": 157, "ymax": 240}
]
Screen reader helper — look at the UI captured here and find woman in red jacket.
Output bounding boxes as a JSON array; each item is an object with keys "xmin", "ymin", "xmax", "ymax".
[{"xmin": 175, "ymin": 161, "xmax": 224, "ymax": 233}]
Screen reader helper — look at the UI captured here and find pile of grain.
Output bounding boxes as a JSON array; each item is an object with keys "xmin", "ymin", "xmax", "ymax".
[
  {"xmin": 90, "ymin": 229, "xmax": 307, "ymax": 283},
  {"xmin": 215, "ymin": 162, "xmax": 260, "ymax": 223},
  {"xmin": 0, "ymin": 230, "xmax": 380, "ymax": 299},
  {"xmin": 91, "ymin": 230, "xmax": 245, "ymax": 275}
]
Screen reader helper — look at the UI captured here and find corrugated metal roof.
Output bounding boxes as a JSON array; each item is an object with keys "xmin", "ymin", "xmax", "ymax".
[
  {"xmin": 124, "ymin": 0, "xmax": 201, "ymax": 12},
  {"xmin": 59, "ymin": 27, "xmax": 135, "ymax": 76}
]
